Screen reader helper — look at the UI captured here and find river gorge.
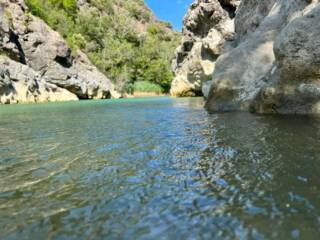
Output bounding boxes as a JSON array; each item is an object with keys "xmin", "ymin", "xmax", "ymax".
[
  {"xmin": 1, "ymin": 97, "xmax": 320, "ymax": 239},
  {"xmin": 2, "ymin": 0, "xmax": 320, "ymax": 238}
]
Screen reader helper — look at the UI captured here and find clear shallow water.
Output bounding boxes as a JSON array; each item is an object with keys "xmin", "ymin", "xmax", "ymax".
[{"xmin": 0, "ymin": 97, "xmax": 320, "ymax": 239}]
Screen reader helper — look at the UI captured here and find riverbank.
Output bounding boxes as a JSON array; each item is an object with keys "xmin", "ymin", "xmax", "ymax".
[
  {"xmin": 132, "ymin": 92, "xmax": 168, "ymax": 97},
  {"xmin": 0, "ymin": 87, "xmax": 170, "ymax": 105}
]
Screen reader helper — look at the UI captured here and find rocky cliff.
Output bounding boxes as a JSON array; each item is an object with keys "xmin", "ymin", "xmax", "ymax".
[
  {"xmin": 171, "ymin": 0, "xmax": 240, "ymax": 97},
  {"xmin": 0, "ymin": 0, "xmax": 119, "ymax": 104},
  {"xmin": 22, "ymin": 0, "xmax": 180, "ymax": 96},
  {"xmin": 173, "ymin": 0, "xmax": 320, "ymax": 114}
]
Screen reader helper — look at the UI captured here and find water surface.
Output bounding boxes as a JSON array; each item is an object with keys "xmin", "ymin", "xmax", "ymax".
[{"xmin": 0, "ymin": 97, "xmax": 320, "ymax": 239}]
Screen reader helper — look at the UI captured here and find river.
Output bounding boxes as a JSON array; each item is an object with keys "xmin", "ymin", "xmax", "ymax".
[{"xmin": 0, "ymin": 97, "xmax": 319, "ymax": 239}]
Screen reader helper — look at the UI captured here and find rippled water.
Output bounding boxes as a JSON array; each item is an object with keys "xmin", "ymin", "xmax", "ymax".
[{"xmin": 1, "ymin": 97, "xmax": 320, "ymax": 239}]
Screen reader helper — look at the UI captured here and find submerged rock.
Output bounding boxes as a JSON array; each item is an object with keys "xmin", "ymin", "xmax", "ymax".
[
  {"xmin": 0, "ymin": 0, "xmax": 119, "ymax": 104},
  {"xmin": 174, "ymin": 0, "xmax": 320, "ymax": 114}
]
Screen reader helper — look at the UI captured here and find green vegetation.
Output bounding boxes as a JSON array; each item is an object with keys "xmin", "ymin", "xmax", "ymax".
[
  {"xmin": 133, "ymin": 81, "xmax": 163, "ymax": 94},
  {"xmin": 25, "ymin": 0, "xmax": 180, "ymax": 94}
]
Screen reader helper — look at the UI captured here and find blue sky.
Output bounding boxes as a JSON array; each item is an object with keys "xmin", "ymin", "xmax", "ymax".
[{"xmin": 144, "ymin": 0, "xmax": 194, "ymax": 30}]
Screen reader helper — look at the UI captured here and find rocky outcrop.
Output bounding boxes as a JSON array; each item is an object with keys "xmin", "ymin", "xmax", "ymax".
[
  {"xmin": 205, "ymin": 0, "xmax": 320, "ymax": 114},
  {"xmin": 0, "ymin": 57, "xmax": 78, "ymax": 104},
  {"xmin": 174, "ymin": 0, "xmax": 320, "ymax": 114},
  {"xmin": 0, "ymin": 0, "xmax": 119, "ymax": 104},
  {"xmin": 171, "ymin": 0, "xmax": 240, "ymax": 97},
  {"xmin": 251, "ymin": 1, "xmax": 320, "ymax": 114}
]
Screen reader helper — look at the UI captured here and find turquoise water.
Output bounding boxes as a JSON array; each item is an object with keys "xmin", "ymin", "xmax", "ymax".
[{"xmin": 0, "ymin": 97, "xmax": 320, "ymax": 239}]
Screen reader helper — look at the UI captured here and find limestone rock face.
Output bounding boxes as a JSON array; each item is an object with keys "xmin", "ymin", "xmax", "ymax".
[
  {"xmin": 205, "ymin": 0, "xmax": 320, "ymax": 114},
  {"xmin": 170, "ymin": 0, "xmax": 240, "ymax": 97},
  {"xmin": 177, "ymin": 0, "xmax": 320, "ymax": 114},
  {"xmin": 251, "ymin": 3, "xmax": 320, "ymax": 114},
  {"xmin": 0, "ymin": 0, "xmax": 119, "ymax": 104},
  {"xmin": 0, "ymin": 57, "xmax": 78, "ymax": 104}
]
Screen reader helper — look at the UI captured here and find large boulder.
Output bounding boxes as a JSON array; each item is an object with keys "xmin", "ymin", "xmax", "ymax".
[
  {"xmin": 251, "ymin": 3, "xmax": 320, "ymax": 114},
  {"xmin": 174, "ymin": 0, "xmax": 320, "ymax": 114},
  {"xmin": 202, "ymin": 0, "xmax": 320, "ymax": 114}
]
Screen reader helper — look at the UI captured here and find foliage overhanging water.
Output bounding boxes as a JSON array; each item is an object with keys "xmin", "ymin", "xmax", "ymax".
[{"xmin": 0, "ymin": 97, "xmax": 320, "ymax": 239}]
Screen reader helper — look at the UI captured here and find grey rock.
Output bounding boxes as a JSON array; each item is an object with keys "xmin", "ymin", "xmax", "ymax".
[
  {"xmin": 205, "ymin": 0, "xmax": 309, "ymax": 112},
  {"xmin": 0, "ymin": 57, "xmax": 78, "ymax": 104},
  {"xmin": 251, "ymin": 3, "xmax": 320, "ymax": 114},
  {"xmin": 0, "ymin": 0, "xmax": 119, "ymax": 104},
  {"xmin": 171, "ymin": 0, "xmax": 239, "ymax": 97},
  {"xmin": 175, "ymin": 0, "xmax": 320, "ymax": 114}
]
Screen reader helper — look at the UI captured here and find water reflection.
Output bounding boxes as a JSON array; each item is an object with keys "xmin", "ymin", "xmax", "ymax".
[
  {"xmin": 0, "ymin": 98, "xmax": 320, "ymax": 239},
  {"xmin": 196, "ymin": 113, "xmax": 320, "ymax": 239}
]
